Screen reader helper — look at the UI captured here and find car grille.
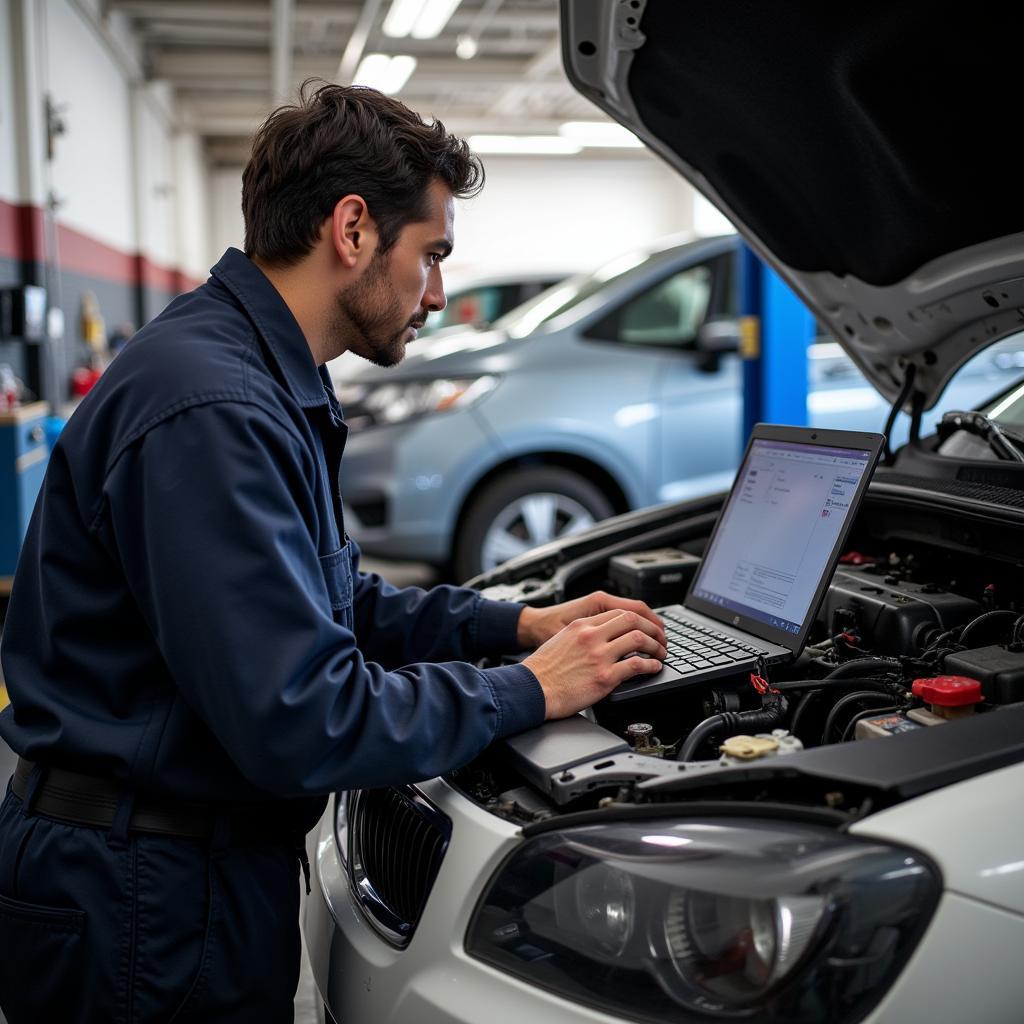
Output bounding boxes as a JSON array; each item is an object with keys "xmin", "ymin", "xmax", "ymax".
[{"xmin": 346, "ymin": 786, "xmax": 451, "ymax": 947}]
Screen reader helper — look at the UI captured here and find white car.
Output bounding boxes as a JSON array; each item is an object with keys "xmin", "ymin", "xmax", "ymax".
[{"xmin": 305, "ymin": 3, "xmax": 1024, "ymax": 1022}]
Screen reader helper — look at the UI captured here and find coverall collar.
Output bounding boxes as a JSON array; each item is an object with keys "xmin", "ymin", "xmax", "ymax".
[{"xmin": 211, "ymin": 247, "xmax": 329, "ymax": 410}]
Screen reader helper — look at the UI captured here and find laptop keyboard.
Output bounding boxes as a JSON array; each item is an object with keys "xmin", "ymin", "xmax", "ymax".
[{"xmin": 660, "ymin": 610, "xmax": 763, "ymax": 673}]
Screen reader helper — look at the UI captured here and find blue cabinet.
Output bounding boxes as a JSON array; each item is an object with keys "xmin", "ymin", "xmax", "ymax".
[{"xmin": 0, "ymin": 402, "xmax": 50, "ymax": 590}]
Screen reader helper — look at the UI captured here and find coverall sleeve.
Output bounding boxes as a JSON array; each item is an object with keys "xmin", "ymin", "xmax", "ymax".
[
  {"xmin": 349, "ymin": 539, "xmax": 525, "ymax": 669},
  {"xmin": 99, "ymin": 400, "xmax": 546, "ymax": 795}
]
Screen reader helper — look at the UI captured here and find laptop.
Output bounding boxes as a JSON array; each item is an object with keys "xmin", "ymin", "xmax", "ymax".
[{"xmin": 608, "ymin": 423, "xmax": 884, "ymax": 702}]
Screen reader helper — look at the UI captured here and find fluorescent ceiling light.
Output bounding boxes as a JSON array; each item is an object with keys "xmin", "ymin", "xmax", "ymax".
[
  {"xmin": 383, "ymin": 0, "xmax": 462, "ymax": 39},
  {"xmin": 411, "ymin": 0, "xmax": 462, "ymax": 38},
  {"xmin": 469, "ymin": 135, "xmax": 582, "ymax": 155},
  {"xmin": 353, "ymin": 54, "xmax": 417, "ymax": 94},
  {"xmin": 559, "ymin": 121, "xmax": 645, "ymax": 148},
  {"xmin": 382, "ymin": 0, "xmax": 424, "ymax": 37}
]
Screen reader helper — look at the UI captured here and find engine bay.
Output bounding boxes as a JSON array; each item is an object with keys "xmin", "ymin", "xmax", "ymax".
[{"xmin": 456, "ymin": 484, "xmax": 1024, "ymax": 826}]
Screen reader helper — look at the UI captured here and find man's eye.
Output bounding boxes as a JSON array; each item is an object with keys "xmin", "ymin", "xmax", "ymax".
[{"xmin": 429, "ymin": 253, "xmax": 444, "ymax": 266}]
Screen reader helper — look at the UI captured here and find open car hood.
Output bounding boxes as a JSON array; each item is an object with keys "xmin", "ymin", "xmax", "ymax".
[{"xmin": 561, "ymin": 0, "xmax": 1024, "ymax": 412}]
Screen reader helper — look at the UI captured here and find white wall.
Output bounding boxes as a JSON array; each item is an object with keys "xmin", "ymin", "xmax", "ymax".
[
  {"xmin": 174, "ymin": 130, "xmax": 211, "ymax": 279},
  {"xmin": 134, "ymin": 81, "xmax": 176, "ymax": 266},
  {"xmin": 449, "ymin": 153, "xmax": 696, "ymax": 283},
  {"xmin": 209, "ymin": 168, "xmax": 244, "ymax": 264},
  {"xmin": 205, "ymin": 152, "xmax": 700, "ymax": 282},
  {"xmin": 44, "ymin": 0, "xmax": 136, "ymax": 252},
  {"xmin": 0, "ymin": 0, "xmax": 18, "ymax": 202},
  {"xmin": 0, "ymin": 0, "xmax": 210, "ymax": 272}
]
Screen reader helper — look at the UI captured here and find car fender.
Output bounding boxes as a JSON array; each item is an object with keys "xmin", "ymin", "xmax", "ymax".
[{"xmin": 474, "ymin": 400, "xmax": 641, "ymax": 488}]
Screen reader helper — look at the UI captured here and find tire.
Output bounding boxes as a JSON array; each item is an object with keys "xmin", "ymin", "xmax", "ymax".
[{"xmin": 454, "ymin": 467, "xmax": 615, "ymax": 581}]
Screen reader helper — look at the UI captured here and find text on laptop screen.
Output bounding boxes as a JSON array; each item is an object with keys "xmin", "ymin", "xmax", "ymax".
[{"xmin": 691, "ymin": 439, "xmax": 873, "ymax": 634}]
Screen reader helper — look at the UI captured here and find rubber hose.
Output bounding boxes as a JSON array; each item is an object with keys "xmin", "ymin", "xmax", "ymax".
[
  {"xmin": 822, "ymin": 690, "xmax": 896, "ymax": 745},
  {"xmin": 789, "ymin": 690, "xmax": 820, "ymax": 739},
  {"xmin": 825, "ymin": 657, "xmax": 902, "ymax": 679},
  {"xmin": 676, "ymin": 696, "xmax": 788, "ymax": 762},
  {"xmin": 959, "ymin": 609, "xmax": 1018, "ymax": 647},
  {"xmin": 674, "ymin": 715, "xmax": 725, "ymax": 762},
  {"xmin": 773, "ymin": 674, "xmax": 893, "ymax": 693}
]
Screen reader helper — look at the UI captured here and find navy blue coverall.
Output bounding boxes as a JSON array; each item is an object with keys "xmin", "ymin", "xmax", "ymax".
[{"xmin": 0, "ymin": 248, "xmax": 545, "ymax": 1022}]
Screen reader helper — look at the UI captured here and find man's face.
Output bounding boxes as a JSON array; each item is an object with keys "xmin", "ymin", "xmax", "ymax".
[{"xmin": 333, "ymin": 179, "xmax": 453, "ymax": 367}]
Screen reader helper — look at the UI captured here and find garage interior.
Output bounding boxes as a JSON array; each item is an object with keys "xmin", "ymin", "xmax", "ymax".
[
  {"xmin": 3, "ymin": 2, "xmax": 1022, "ymax": 1023},
  {"xmin": 0, "ymin": 2, "xmax": 723, "ymax": 1019}
]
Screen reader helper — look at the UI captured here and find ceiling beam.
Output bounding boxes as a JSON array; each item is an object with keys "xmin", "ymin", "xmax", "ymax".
[
  {"xmin": 490, "ymin": 38, "xmax": 565, "ymax": 116},
  {"xmin": 112, "ymin": 1, "xmax": 360, "ymax": 24},
  {"xmin": 142, "ymin": 21, "xmax": 271, "ymax": 44},
  {"xmin": 336, "ymin": 0, "xmax": 384, "ymax": 83},
  {"xmin": 151, "ymin": 47, "xmax": 530, "ymax": 82},
  {"xmin": 272, "ymin": 0, "xmax": 294, "ymax": 103},
  {"xmin": 114, "ymin": 0, "xmax": 555, "ymax": 31}
]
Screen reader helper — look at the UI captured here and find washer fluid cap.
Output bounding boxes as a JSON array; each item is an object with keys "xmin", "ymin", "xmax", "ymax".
[
  {"xmin": 719, "ymin": 734, "xmax": 779, "ymax": 760},
  {"xmin": 911, "ymin": 675, "xmax": 983, "ymax": 706}
]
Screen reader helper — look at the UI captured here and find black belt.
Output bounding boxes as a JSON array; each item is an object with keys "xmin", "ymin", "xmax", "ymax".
[{"xmin": 11, "ymin": 758, "xmax": 289, "ymax": 843}]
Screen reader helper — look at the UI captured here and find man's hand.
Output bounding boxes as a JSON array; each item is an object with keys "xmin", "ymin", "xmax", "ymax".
[
  {"xmin": 517, "ymin": 591, "xmax": 666, "ymax": 650},
  {"xmin": 522, "ymin": 607, "xmax": 667, "ymax": 719}
]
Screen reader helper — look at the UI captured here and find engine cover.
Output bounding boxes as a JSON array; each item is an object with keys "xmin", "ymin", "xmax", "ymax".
[{"xmin": 818, "ymin": 566, "xmax": 983, "ymax": 655}]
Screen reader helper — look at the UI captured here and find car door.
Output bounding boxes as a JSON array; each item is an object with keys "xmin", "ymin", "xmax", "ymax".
[{"xmin": 585, "ymin": 252, "xmax": 742, "ymax": 505}]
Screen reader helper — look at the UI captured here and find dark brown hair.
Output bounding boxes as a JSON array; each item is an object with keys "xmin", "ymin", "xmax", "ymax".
[{"xmin": 242, "ymin": 80, "xmax": 484, "ymax": 266}]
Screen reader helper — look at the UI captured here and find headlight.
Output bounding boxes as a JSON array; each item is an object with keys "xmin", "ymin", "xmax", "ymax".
[
  {"xmin": 466, "ymin": 817, "xmax": 940, "ymax": 1023},
  {"xmin": 338, "ymin": 375, "xmax": 499, "ymax": 429}
]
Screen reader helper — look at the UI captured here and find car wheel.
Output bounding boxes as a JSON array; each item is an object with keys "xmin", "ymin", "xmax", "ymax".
[{"xmin": 455, "ymin": 467, "xmax": 615, "ymax": 580}]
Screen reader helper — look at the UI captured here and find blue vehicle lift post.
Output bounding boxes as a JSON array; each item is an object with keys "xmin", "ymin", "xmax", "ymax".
[{"xmin": 738, "ymin": 243, "xmax": 817, "ymax": 441}]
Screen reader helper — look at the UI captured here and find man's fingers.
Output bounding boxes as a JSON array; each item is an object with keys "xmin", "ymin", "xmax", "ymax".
[
  {"xmin": 608, "ymin": 631, "xmax": 666, "ymax": 663},
  {"xmin": 615, "ymin": 597, "xmax": 665, "ymax": 635},
  {"xmin": 590, "ymin": 592, "xmax": 665, "ymax": 638},
  {"xmin": 592, "ymin": 609, "xmax": 662, "ymax": 643},
  {"xmin": 610, "ymin": 655, "xmax": 663, "ymax": 685},
  {"xmin": 570, "ymin": 608, "xmax": 635, "ymax": 632}
]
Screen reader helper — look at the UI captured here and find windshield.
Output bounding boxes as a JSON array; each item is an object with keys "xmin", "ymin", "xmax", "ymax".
[
  {"xmin": 983, "ymin": 365, "xmax": 1024, "ymax": 429},
  {"xmin": 807, "ymin": 330, "xmax": 1024, "ymax": 443},
  {"xmin": 491, "ymin": 246, "xmax": 669, "ymax": 337}
]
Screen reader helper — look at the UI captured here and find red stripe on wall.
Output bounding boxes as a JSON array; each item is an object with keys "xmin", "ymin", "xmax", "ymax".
[
  {"xmin": 0, "ymin": 198, "xmax": 204, "ymax": 292},
  {"xmin": 0, "ymin": 200, "xmax": 45, "ymax": 264}
]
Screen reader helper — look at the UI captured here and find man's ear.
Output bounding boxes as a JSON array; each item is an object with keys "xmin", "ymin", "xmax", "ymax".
[{"xmin": 330, "ymin": 195, "xmax": 378, "ymax": 269}]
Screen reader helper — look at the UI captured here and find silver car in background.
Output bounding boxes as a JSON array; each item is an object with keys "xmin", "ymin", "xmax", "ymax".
[{"xmin": 332, "ymin": 235, "xmax": 1024, "ymax": 579}]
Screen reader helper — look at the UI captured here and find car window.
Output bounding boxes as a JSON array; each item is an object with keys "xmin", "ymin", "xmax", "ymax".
[
  {"xmin": 422, "ymin": 285, "xmax": 504, "ymax": 335},
  {"xmin": 617, "ymin": 264, "xmax": 713, "ymax": 346},
  {"xmin": 583, "ymin": 257, "xmax": 722, "ymax": 348},
  {"xmin": 492, "ymin": 247, "xmax": 670, "ymax": 337},
  {"xmin": 493, "ymin": 275, "xmax": 617, "ymax": 336}
]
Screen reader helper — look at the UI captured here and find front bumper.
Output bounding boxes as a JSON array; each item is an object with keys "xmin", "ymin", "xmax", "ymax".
[
  {"xmin": 304, "ymin": 781, "xmax": 1020, "ymax": 1024},
  {"xmin": 304, "ymin": 778, "xmax": 628, "ymax": 1024},
  {"xmin": 340, "ymin": 410, "xmax": 500, "ymax": 565}
]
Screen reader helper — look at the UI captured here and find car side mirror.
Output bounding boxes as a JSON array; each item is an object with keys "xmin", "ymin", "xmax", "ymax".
[
  {"xmin": 696, "ymin": 318, "xmax": 742, "ymax": 353},
  {"xmin": 688, "ymin": 318, "xmax": 741, "ymax": 372}
]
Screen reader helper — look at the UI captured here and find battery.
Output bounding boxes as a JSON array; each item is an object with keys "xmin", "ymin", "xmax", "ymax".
[
  {"xmin": 608, "ymin": 548, "xmax": 700, "ymax": 606},
  {"xmin": 854, "ymin": 712, "xmax": 925, "ymax": 740}
]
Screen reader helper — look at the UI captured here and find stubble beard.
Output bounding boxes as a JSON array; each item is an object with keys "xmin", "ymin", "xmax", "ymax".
[{"xmin": 331, "ymin": 248, "xmax": 423, "ymax": 368}]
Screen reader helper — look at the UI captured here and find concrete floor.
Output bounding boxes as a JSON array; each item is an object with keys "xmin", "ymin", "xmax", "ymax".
[{"xmin": 0, "ymin": 555, "xmax": 438, "ymax": 1023}]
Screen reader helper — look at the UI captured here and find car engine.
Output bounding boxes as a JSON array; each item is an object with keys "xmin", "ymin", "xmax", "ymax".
[{"xmin": 456, "ymin": 483, "xmax": 1024, "ymax": 825}]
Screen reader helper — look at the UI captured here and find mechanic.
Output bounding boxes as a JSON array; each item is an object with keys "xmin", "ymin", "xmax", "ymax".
[{"xmin": 0, "ymin": 82, "xmax": 666, "ymax": 1022}]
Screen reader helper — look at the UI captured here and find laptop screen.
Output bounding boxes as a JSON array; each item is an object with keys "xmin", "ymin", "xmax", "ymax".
[{"xmin": 689, "ymin": 437, "xmax": 874, "ymax": 636}]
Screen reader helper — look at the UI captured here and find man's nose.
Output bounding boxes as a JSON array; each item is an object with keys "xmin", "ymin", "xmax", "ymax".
[{"xmin": 424, "ymin": 267, "xmax": 446, "ymax": 313}]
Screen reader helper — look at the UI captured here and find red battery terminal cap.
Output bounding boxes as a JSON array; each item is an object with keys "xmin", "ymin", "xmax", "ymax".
[{"xmin": 911, "ymin": 675, "xmax": 983, "ymax": 706}]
